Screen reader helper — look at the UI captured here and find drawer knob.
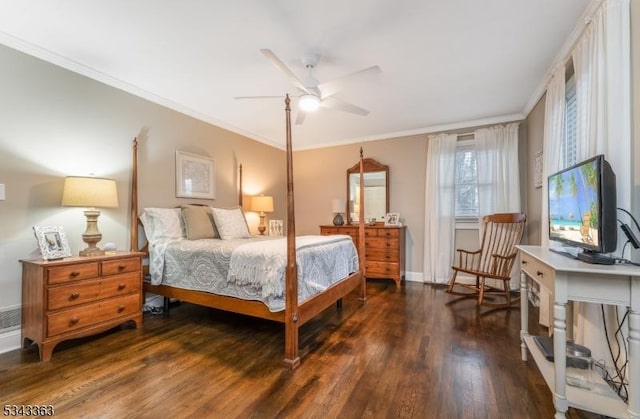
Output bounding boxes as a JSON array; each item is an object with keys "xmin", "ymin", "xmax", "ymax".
[
  {"xmin": 117, "ymin": 283, "xmax": 126, "ymax": 290},
  {"xmin": 118, "ymin": 264, "xmax": 126, "ymax": 271},
  {"xmin": 118, "ymin": 305, "xmax": 126, "ymax": 313},
  {"xmin": 70, "ymin": 292, "xmax": 80, "ymax": 300},
  {"xmin": 70, "ymin": 271, "xmax": 80, "ymax": 278},
  {"xmin": 69, "ymin": 317, "xmax": 79, "ymax": 325},
  {"xmin": 536, "ymin": 271, "xmax": 544, "ymax": 277},
  {"xmin": 522, "ymin": 260, "xmax": 528, "ymax": 265}
]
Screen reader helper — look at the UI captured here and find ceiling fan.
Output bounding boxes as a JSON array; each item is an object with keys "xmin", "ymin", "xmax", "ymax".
[{"xmin": 235, "ymin": 49, "xmax": 381, "ymax": 125}]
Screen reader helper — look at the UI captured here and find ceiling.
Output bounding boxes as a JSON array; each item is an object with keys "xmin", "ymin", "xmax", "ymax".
[{"xmin": 0, "ymin": 0, "xmax": 593, "ymax": 150}]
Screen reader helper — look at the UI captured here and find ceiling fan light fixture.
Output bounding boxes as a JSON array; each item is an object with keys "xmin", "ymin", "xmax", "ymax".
[{"xmin": 299, "ymin": 94, "xmax": 320, "ymax": 112}]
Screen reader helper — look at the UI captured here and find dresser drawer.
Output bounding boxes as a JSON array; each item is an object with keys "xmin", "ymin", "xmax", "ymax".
[
  {"xmin": 47, "ymin": 293, "xmax": 140, "ymax": 336},
  {"xmin": 366, "ymin": 248, "xmax": 399, "ymax": 262},
  {"xmin": 377, "ymin": 228, "xmax": 400, "ymax": 238},
  {"xmin": 47, "ymin": 262, "xmax": 99, "ymax": 285},
  {"xmin": 365, "ymin": 261, "xmax": 399, "ymax": 277},
  {"xmin": 47, "ymin": 273, "xmax": 141, "ymax": 310},
  {"xmin": 365, "ymin": 237, "xmax": 399, "ymax": 250},
  {"xmin": 320, "ymin": 227, "xmax": 341, "ymax": 235},
  {"xmin": 364, "ymin": 228, "xmax": 377, "ymax": 237},
  {"xmin": 102, "ymin": 257, "xmax": 140, "ymax": 276}
]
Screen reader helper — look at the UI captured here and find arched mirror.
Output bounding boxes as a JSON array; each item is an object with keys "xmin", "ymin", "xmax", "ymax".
[{"xmin": 346, "ymin": 158, "xmax": 389, "ymax": 224}]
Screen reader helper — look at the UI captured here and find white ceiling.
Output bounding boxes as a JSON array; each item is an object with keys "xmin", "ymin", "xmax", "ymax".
[{"xmin": 0, "ymin": 0, "xmax": 593, "ymax": 150}]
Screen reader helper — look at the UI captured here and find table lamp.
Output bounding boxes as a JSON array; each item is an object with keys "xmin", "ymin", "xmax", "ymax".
[
  {"xmin": 62, "ymin": 176, "xmax": 118, "ymax": 256},
  {"xmin": 251, "ymin": 194, "xmax": 274, "ymax": 235},
  {"xmin": 332, "ymin": 199, "xmax": 345, "ymax": 226}
]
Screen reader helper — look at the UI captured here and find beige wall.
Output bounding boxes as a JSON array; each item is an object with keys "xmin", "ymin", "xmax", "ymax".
[
  {"xmin": 524, "ymin": 94, "xmax": 546, "ymax": 245},
  {"xmin": 293, "ymin": 135, "xmax": 427, "ymax": 278},
  {"xmin": 0, "ymin": 44, "xmax": 286, "ymax": 309},
  {"xmin": 633, "ymin": 0, "xmax": 640, "ymax": 215}
]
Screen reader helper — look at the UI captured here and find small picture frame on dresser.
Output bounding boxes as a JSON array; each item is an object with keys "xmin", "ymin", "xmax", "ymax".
[
  {"xmin": 384, "ymin": 212, "xmax": 400, "ymax": 226},
  {"xmin": 269, "ymin": 219, "xmax": 283, "ymax": 236},
  {"xmin": 33, "ymin": 226, "xmax": 72, "ymax": 260}
]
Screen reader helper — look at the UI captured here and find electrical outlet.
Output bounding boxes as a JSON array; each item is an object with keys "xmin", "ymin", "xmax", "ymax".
[{"xmin": 0, "ymin": 184, "xmax": 5, "ymax": 200}]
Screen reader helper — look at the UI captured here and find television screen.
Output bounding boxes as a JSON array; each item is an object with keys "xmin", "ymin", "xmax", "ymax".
[{"xmin": 548, "ymin": 154, "xmax": 617, "ymax": 261}]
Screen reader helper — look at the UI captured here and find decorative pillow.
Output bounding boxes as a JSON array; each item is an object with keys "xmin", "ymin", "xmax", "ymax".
[
  {"xmin": 181, "ymin": 205, "xmax": 218, "ymax": 240},
  {"xmin": 211, "ymin": 206, "xmax": 251, "ymax": 240},
  {"xmin": 139, "ymin": 208, "xmax": 184, "ymax": 242}
]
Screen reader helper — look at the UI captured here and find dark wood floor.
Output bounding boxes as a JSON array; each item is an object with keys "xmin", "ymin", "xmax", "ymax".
[{"xmin": 1, "ymin": 281, "xmax": 602, "ymax": 418}]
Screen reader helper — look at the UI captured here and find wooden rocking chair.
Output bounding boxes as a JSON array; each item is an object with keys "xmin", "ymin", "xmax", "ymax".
[{"xmin": 446, "ymin": 213, "xmax": 526, "ymax": 307}]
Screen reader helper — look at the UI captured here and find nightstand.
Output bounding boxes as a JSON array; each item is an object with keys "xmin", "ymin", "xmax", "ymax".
[{"xmin": 20, "ymin": 251, "xmax": 144, "ymax": 361}]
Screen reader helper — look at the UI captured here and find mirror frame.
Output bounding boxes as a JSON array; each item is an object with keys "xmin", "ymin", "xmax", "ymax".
[{"xmin": 346, "ymin": 158, "xmax": 389, "ymax": 224}]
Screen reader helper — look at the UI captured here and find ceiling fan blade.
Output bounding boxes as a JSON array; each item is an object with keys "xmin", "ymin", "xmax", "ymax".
[
  {"xmin": 320, "ymin": 96, "xmax": 370, "ymax": 116},
  {"xmin": 234, "ymin": 95, "xmax": 283, "ymax": 100},
  {"xmin": 318, "ymin": 65, "xmax": 381, "ymax": 98},
  {"xmin": 295, "ymin": 111, "xmax": 306, "ymax": 125},
  {"xmin": 260, "ymin": 49, "xmax": 309, "ymax": 94}
]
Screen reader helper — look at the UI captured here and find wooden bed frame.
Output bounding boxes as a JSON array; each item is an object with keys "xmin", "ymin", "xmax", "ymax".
[{"xmin": 129, "ymin": 95, "xmax": 366, "ymax": 369}]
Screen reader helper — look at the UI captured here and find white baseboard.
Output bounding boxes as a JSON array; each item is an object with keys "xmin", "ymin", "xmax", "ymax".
[
  {"xmin": 0, "ymin": 328, "xmax": 21, "ymax": 355},
  {"xmin": 405, "ymin": 271, "xmax": 423, "ymax": 283}
]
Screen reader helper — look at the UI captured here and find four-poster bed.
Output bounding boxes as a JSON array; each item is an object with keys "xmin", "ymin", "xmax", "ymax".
[{"xmin": 129, "ymin": 95, "xmax": 367, "ymax": 368}]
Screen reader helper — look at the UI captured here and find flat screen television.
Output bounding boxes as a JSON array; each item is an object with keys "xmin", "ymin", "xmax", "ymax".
[{"xmin": 548, "ymin": 154, "xmax": 617, "ymax": 264}]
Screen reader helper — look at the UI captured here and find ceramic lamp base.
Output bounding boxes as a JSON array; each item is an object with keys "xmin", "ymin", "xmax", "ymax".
[{"xmin": 333, "ymin": 213, "xmax": 344, "ymax": 226}]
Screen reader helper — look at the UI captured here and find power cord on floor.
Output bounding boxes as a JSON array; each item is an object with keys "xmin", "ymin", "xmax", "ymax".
[{"xmin": 143, "ymin": 305, "xmax": 165, "ymax": 315}]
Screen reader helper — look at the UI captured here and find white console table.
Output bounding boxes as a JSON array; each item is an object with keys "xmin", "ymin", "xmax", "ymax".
[{"xmin": 517, "ymin": 245, "xmax": 639, "ymax": 419}]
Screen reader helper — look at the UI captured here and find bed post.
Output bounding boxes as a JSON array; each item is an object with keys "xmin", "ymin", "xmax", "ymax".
[
  {"xmin": 130, "ymin": 138, "xmax": 138, "ymax": 252},
  {"xmin": 358, "ymin": 147, "xmax": 366, "ymax": 300},
  {"xmin": 238, "ymin": 164, "xmax": 243, "ymax": 207},
  {"xmin": 283, "ymin": 94, "xmax": 300, "ymax": 369}
]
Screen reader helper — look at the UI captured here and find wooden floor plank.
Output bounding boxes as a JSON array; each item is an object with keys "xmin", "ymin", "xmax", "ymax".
[{"xmin": 0, "ymin": 281, "xmax": 604, "ymax": 418}]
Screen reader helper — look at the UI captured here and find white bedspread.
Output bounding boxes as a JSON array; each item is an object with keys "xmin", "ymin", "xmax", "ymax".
[{"xmin": 148, "ymin": 235, "xmax": 359, "ymax": 312}]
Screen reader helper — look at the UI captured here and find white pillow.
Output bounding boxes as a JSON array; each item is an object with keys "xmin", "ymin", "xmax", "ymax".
[
  {"xmin": 139, "ymin": 208, "xmax": 184, "ymax": 242},
  {"xmin": 211, "ymin": 207, "xmax": 251, "ymax": 240}
]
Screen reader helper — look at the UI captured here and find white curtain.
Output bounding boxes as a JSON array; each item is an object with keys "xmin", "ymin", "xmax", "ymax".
[
  {"xmin": 538, "ymin": 65, "xmax": 566, "ymax": 326},
  {"xmin": 474, "ymin": 122, "xmax": 521, "ymax": 288},
  {"xmin": 423, "ymin": 133, "xmax": 457, "ymax": 284},
  {"xmin": 475, "ymin": 122, "xmax": 521, "ymax": 219},
  {"xmin": 570, "ymin": 0, "xmax": 631, "ymax": 369},
  {"xmin": 541, "ymin": 65, "xmax": 566, "ymax": 248}
]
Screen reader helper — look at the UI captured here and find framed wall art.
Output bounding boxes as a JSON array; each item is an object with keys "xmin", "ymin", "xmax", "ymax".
[
  {"xmin": 534, "ymin": 150, "xmax": 543, "ymax": 189},
  {"xmin": 176, "ymin": 150, "xmax": 215, "ymax": 199},
  {"xmin": 33, "ymin": 226, "xmax": 72, "ymax": 260}
]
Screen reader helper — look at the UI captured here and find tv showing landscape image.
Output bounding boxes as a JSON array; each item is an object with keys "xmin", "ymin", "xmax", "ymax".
[{"xmin": 548, "ymin": 159, "xmax": 600, "ymax": 247}]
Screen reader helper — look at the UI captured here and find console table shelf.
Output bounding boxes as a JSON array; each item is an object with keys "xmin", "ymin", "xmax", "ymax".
[
  {"xmin": 522, "ymin": 335, "xmax": 628, "ymax": 417},
  {"xmin": 517, "ymin": 245, "xmax": 639, "ymax": 419}
]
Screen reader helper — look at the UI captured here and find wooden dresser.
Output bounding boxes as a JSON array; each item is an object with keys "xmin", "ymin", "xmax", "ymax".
[
  {"xmin": 320, "ymin": 224, "xmax": 406, "ymax": 287},
  {"xmin": 20, "ymin": 251, "xmax": 144, "ymax": 361}
]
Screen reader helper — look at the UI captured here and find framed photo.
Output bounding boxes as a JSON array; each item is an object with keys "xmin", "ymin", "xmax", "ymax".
[
  {"xmin": 534, "ymin": 150, "xmax": 543, "ymax": 189},
  {"xmin": 269, "ymin": 219, "xmax": 283, "ymax": 236},
  {"xmin": 176, "ymin": 150, "xmax": 215, "ymax": 199},
  {"xmin": 384, "ymin": 212, "xmax": 400, "ymax": 226},
  {"xmin": 33, "ymin": 226, "xmax": 72, "ymax": 260}
]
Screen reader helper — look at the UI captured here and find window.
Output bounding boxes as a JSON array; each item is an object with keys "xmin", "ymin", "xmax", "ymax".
[
  {"xmin": 562, "ymin": 75, "xmax": 577, "ymax": 168},
  {"xmin": 454, "ymin": 140, "xmax": 478, "ymax": 218}
]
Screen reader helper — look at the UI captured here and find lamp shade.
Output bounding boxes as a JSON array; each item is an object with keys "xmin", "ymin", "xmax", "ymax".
[
  {"xmin": 332, "ymin": 199, "xmax": 345, "ymax": 213},
  {"xmin": 62, "ymin": 176, "xmax": 119, "ymax": 208},
  {"xmin": 250, "ymin": 195, "xmax": 274, "ymax": 213}
]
